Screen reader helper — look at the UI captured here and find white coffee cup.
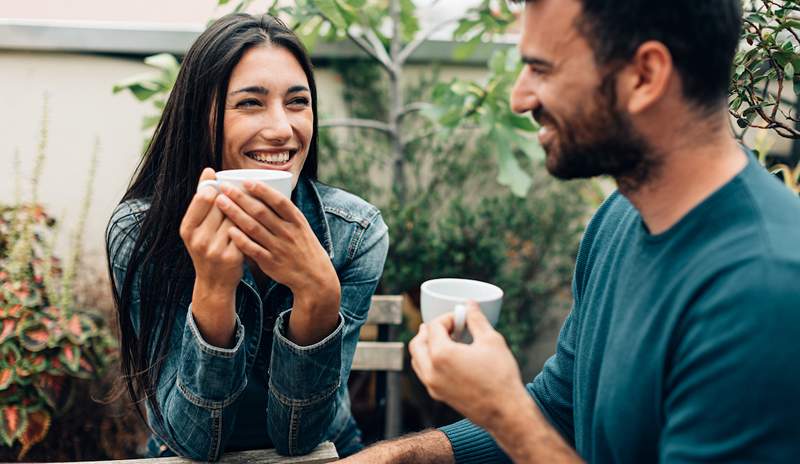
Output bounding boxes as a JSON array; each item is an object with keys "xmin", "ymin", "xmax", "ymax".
[
  {"xmin": 197, "ymin": 169, "xmax": 293, "ymax": 198},
  {"xmin": 420, "ymin": 278, "xmax": 503, "ymax": 339}
]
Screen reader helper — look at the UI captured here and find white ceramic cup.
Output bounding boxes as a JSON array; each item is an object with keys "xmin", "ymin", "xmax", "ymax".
[
  {"xmin": 420, "ymin": 278, "xmax": 503, "ymax": 339},
  {"xmin": 197, "ymin": 169, "xmax": 293, "ymax": 198}
]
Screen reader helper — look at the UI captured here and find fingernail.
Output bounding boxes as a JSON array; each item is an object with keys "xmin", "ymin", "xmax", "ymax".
[
  {"xmin": 243, "ymin": 180, "xmax": 255, "ymax": 190},
  {"xmin": 217, "ymin": 195, "xmax": 230, "ymax": 207}
]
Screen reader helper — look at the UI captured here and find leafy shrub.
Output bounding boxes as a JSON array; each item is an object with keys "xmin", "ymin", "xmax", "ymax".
[
  {"xmin": 321, "ymin": 60, "xmax": 598, "ymax": 433},
  {"xmin": 0, "ymin": 104, "xmax": 118, "ymax": 460}
]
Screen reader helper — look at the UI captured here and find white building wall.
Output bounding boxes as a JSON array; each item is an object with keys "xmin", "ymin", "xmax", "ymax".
[{"xmin": 0, "ymin": 50, "xmax": 355, "ymax": 268}]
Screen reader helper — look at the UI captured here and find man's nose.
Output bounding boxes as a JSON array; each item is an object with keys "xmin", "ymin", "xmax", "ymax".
[{"xmin": 510, "ymin": 69, "xmax": 540, "ymax": 116}]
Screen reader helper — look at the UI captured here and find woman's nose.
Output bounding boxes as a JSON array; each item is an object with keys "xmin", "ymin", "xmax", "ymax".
[{"xmin": 260, "ymin": 104, "xmax": 293, "ymax": 143}]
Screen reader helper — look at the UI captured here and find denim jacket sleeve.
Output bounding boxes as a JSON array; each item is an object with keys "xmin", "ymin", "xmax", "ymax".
[
  {"xmin": 107, "ymin": 200, "xmax": 249, "ymax": 461},
  {"xmin": 266, "ymin": 210, "xmax": 389, "ymax": 456}
]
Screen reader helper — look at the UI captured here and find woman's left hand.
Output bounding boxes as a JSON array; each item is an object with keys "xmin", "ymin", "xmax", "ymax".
[{"xmin": 215, "ymin": 180, "xmax": 341, "ymax": 345}]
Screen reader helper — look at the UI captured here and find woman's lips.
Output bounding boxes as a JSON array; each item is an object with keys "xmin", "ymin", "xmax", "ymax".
[{"xmin": 243, "ymin": 150, "xmax": 296, "ymax": 170}]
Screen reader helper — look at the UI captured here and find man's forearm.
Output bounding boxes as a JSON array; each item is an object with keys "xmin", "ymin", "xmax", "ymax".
[
  {"xmin": 342, "ymin": 429, "xmax": 454, "ymax": 464},
  {"xmin": 488, "ymin": 387, "xmax": 582, "ymax": 464}
]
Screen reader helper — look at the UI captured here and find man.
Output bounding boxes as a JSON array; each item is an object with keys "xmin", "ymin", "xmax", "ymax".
[{"xmin": 342, "ymin": 0, "xmax": 800, "ymax": 462}]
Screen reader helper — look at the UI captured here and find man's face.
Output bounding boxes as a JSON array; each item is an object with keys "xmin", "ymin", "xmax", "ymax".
[{"xmin": 510, "ymin": 0, "xmax": 653, "ymax": 185}]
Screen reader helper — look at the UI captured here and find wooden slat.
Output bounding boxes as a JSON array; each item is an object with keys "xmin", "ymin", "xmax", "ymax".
[
  {"xmin": 352, "ymin": 341, "xmax": 404, "ymax": 371},
  {"xmin": 367, "ymin": 295, "xmax": 403, "ymax": 325},
  {"xmin": 59, "ymin": 442, "xmax": 338, "ymax": 464}
]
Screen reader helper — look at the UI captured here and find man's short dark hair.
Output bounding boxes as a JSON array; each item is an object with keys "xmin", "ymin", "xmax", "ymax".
[{"xmin": 520, "ymin": 0, "xmax": 744, "ymax": 110}]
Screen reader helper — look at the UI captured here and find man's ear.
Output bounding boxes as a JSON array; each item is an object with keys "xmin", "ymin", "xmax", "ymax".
[{"xmin": 616, "ymin": 41, "xmax": 674, "ymax": 115}]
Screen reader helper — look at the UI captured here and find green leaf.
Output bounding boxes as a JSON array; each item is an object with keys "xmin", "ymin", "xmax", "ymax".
[
  {"xmin": 507, "ymin": 115, "xmax": 537, "ymax": 132},
  {"xmin": 0, "ymin": 366, "xmax": 13, "ymax": 390},
  {"xmin": 399, "ymin": 0, "xmax": 420, "ymax": 42},
  {"xmin": 0, "ymin": 405, "xmax": 27, "ymax": 447},
  {"xmin": 18, "ymin": 408, "xmax": 51, "ymax": 460},
  {"xmin": 453, "ymin": 19, "xmax": 479, "ymax": 39},
  {"xmin": 17, "ymin": 318, "xmax": 50, "ymax": 352},
  {"xmin": 0, "ymin": 318, "xmax": 16, "ymax": 345},
  {"xmin": 439, "ymin": 108, "xmax": 464, "ymax": 128},
  {"xmin": 59, "ymin": 345, "xmax": 81, "ymax": 373},
  {"xmin": 746, "ymin": 13, "xmax": 767, "ymax": 26},
  {"xmin": 786, "ymin": 62, "xmax": 795, "ymax": 79},
  {"xmin": 315, "ymin": 0, "xmax": 347, "ymax": 29},
  {"xmin": 218, "ymin": 0, "xmax": 230, "ymax": 4},
  {"xmin": 492, "ymin": 129, "xmax": 532, "ymax": 196},
  {"xmin": 518, "ymin": 136, "xmax": 545, "ymax": 161},
  {"xmin": 453, "ymin": 35, "xmax": 482, "ymax": 61}
]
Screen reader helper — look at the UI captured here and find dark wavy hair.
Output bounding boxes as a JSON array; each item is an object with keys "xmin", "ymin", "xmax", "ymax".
[
  {"xmin": 106, "ymin": 13, "xmax": 319, "ymax": 429},
  {"xmin": 516, "ymin": 0, "xmax": 743, "ymax": 110}
]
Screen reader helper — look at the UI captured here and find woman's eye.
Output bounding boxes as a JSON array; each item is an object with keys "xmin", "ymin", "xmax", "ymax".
[
  {"xmin": 288, "ymin": 97, "xmax": 310, "ymax": 107},
  {"xmin": 236, "ymin": 99, "xmax": 261, "ymax": 108}
]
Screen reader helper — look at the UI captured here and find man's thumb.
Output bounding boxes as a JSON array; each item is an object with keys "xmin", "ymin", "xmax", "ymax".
[{"xmin": 464, "ymin": 302, "xmax": 493, "ymax": 338}]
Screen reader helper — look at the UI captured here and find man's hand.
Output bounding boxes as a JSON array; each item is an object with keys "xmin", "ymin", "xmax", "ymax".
[
  {"xmin": 337, "ymin": 430, "xmax": 454, "ymax": 464},
  {"xmin": 409, "ymin": 303, "xmax": 529, "ymax": 431},
  {"xmin": 409, "ymin": 303, "xmax": 583, "ymax": 463}
]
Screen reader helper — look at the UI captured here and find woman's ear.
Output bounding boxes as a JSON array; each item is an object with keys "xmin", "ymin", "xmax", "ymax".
[{"xmin": 617, "ymin": 41, "xmax": 675, "ymax": 115}]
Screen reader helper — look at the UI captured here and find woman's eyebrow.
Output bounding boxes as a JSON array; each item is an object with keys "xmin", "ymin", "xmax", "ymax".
[
  {"xmin": 229, "ymin": 85, "xmax": 309, "ymax": 96},
  {"xmin": 229, "ymin": 85, "xmax": 268, "ymax": 96},
  {"xmin": 286, "ymin": 85, "xmax": 310, "ymax": 94}
]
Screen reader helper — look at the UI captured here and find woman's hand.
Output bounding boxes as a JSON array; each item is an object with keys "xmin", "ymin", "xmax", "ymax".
[
  {"xmin": 215, "ymin": 180, "xmax": 341, "ymax": 345},
  {"xmin": 179, "ymin": 168, "xmax": 244, "ymax": 347}
]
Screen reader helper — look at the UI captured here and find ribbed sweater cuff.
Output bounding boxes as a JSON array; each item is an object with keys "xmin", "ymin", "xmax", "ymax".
[{"xmin": 439, "ymin": 419, "xmax": 511, "ymax": 464}]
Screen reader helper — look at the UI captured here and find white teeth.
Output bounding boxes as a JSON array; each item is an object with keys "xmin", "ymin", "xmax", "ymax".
[{"xmin": 246, "ymin": 151, "xmax": 290, "ymax": 164}]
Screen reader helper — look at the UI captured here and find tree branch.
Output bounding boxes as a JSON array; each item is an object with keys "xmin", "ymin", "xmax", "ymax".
[
  {"xmin": 397, "ymin": 17, "xmax": 461, "ymax": 65},
  {"xmin": 316, "ymin": 11, "xmax": 393, "ymax": 72},
  {"xmin": 399, "ymin": 102, "xmax": 433, "ymax": 119},
  {"xmin": 320, "ymin": 118, "xmax": 395, "ymax": 135},
  {"xmin": 364, "ymin": 29, "xmax": 395, "ymax": 74}
]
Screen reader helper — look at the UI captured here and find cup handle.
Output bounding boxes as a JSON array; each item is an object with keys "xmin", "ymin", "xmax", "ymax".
[
  {"xmin": 452, "ymin": 304, "xmax": 467, "ymax": 340},
  {"xmin": 197, "ymin": 179, "xmax": 220, "ymax": 193}
]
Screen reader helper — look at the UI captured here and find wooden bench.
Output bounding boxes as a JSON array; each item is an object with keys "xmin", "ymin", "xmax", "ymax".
[
  {"xmin": 352, "ymin": 295, "xmax": 404, "ymax": 438},
  {"xmin": 68, "ymin": 296, "xmax": 404, "ymax": 463},
  {"xmin": 56, "ymin": 442, "xmax": 339, "ymax": 464}
]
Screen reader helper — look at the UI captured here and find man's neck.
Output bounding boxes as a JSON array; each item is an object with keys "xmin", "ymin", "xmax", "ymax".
[{"xmin": 619, "ymin": 127, "xmax": 747, "ymax": 235}]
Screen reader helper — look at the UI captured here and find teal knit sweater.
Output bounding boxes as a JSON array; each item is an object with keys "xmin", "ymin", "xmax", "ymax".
[{"xmin": 442, "ymin": 153, "xmax": 800, "ymax": 463}]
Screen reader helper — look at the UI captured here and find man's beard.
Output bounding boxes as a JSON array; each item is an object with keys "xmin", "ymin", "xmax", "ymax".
[{"xmin": 537, "ymin": 72, "xmax": 659, "ymax": 192}]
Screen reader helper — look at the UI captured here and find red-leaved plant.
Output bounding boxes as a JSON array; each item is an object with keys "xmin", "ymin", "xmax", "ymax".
[{"xmin": 0, "ymin": 99, "xmax": 117, "ymax": 459}]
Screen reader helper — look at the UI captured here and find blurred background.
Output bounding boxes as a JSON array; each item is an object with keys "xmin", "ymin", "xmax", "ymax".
[{"xmin": 1, "ymin": 0, "xmax": 797, "ymax": 460}]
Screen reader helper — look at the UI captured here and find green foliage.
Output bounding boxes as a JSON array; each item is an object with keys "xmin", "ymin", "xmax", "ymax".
[
  {"xmin": 320, "ymin": 61, "xmax": 597, "ymax": 358},
  {"xmin": 451, "ymin": 0, "xmax": 517, "ymax": 60},
  {"xmin": 731, "ymin": 0, "xmax": 800, "ymax": 139},
  {"xmin": 0, "ymin": 106, "xmax": 117, "ymax": 460},
  {"xmin": 112, "ymin": 53, "xmax": 180, "ymax": 145},
  {"xmin": 423, "ymin": 48, "xmax": 542, "ymax": 196}
]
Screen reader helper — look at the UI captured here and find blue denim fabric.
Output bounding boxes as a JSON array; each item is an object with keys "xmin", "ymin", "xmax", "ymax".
[{"xmin": 107, "ymin": 176, "xmax": 389, "ymax": 461}]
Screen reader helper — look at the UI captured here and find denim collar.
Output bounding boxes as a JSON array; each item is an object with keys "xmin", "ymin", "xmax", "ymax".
[{"xmin": 241, "ymin": 175, "xmax": 334, "ymax": 292}]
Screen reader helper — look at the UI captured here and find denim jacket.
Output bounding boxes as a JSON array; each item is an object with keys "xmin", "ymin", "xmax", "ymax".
[{"xmin": 106, "ymin": 176, "xmax": 389, "ymax": 461}]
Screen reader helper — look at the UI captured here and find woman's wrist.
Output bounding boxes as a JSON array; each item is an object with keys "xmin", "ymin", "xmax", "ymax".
[
  {"xmin": 287, "ymin": 278, "xmax": 341, "ymax": 346},
  {"xmin": 191, "ymin": 278, "xmax": 238, "ymax": 348}
]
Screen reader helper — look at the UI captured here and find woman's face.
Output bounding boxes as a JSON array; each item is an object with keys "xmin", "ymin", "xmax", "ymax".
[{"xmin": 222, "ymin": 45, "xmax": 313, "ymax": 188}]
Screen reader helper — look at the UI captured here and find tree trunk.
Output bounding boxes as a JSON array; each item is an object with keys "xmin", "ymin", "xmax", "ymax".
[{"xmin": 388, "ymin": 0, "xmax": 406, "ymax": 204}]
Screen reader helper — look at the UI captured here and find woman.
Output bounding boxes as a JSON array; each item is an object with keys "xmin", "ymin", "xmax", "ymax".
[{"xmin": 106, "ymin": 13, "xmax": 388, "ymax": 461}]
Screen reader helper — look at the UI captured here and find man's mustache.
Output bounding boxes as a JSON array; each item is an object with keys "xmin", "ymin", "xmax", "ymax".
[{"xmin": 532, "ymin": 106, "xmax": 555, "ymax": 128}]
